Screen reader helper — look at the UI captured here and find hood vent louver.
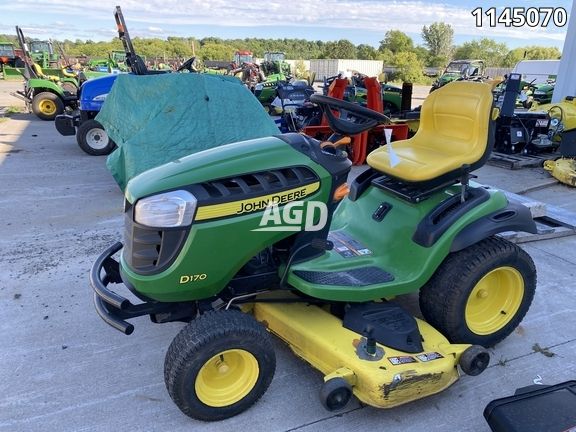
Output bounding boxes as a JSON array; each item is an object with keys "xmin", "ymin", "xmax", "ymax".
[{"xmin": 194, "ymin": 167, "xmax": 318, "ymax": 200}]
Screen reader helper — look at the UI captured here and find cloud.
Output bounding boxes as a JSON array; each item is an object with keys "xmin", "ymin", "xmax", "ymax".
[{"xmin": 0, "ymin": 0, "xmax": 569, "ymax": 44}]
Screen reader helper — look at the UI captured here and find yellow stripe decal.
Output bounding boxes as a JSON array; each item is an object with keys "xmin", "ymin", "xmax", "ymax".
[{"xmin": 195, "ymin": 182, "xmax": 321, "ymax": 221}]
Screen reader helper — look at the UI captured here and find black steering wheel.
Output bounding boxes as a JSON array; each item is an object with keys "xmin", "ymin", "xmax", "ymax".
[
  {"xmin": 177, "ymin": 56, "xmax": 198, "ymax": 73},
  {"xmin": 310, "ymin": 94, "xmax": 390, "ymax": 136}
]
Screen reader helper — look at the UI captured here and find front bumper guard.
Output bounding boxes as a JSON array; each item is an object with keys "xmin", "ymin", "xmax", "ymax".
[
  {"xmin": 90, "ymin": 242, "xmax": 180, "ymax": 335},
  {"xmin": 55, "ymin": 113, "xmax": 79, "ymax": 136}
]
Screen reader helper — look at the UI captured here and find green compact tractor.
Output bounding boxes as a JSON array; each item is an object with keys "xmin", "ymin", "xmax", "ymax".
[
  {"xmin": 92, "ymin": 75, "xmax": 537, "ymax": 421},
  {"xmin": 10, "ymin": 26, "xmax": 81, "ymax": 120},
  {"xmin": 260, "ymin": 51, "xmax": 291, "ymax": 78},
  {"xmin": 87, "ymin": 50, "xmax": 129, "ymax": 73},
  {"xmin": 29, "ymin": 39, "xmax": 59, "ymax": 69}
]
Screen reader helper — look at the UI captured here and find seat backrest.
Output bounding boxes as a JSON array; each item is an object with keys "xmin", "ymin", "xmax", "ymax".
[
  {"xmin": 417, "ymin": 81, "xmax": 494, "ymax": 163},
  {"xmin": 32, "ymin": 63, "xmax": 44, "ymax": 77},
  {"xmin": 364, "ymin": 76, "xmax": 383, "ymax": 113}
]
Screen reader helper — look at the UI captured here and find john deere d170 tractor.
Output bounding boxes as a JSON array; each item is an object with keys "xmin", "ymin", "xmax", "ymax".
[{"xmin": 92, "ymin": 74, "xmax": 537, "ymax": 421}]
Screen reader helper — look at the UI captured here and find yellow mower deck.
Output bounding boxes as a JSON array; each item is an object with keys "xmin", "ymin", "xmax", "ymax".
[
  {"xmin": 253, "ymin": 302, "xmax": 470, "ymax": 409},
  {"xmin": 544, "ymin": 158, "xmax": 576, "ymax": 187}
]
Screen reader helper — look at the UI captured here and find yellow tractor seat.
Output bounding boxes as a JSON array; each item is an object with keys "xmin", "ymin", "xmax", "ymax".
[
  {"xmin": 366, "ymin": 82, "xmax": 495, "ymax": 185},
  {"xmin": 32, "ymin": 63, "xmax": 60, "ymax": 82}
]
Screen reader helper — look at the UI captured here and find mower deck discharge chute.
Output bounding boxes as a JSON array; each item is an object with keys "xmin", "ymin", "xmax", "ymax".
[{"xmin": 91, "ymin": 74, "xmax": 537, "ymax": 421}]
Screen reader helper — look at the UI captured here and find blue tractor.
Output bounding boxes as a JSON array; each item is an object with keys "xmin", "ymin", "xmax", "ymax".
[{"xmin": 55, "ymin": 6, "xmax": 196, "ymax": 155}]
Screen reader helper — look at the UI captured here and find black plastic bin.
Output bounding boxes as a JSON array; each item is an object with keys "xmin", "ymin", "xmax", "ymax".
[{"xmin": 484, "ymin": 380, "xmax": 576, "ymax": 432}]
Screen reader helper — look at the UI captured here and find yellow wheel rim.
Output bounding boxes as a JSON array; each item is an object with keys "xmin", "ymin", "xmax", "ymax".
[
  {"xmin": 38, "ymin": 99, "xmax": 57, "ymax": 116},
  {"xmin": 465, "ymin": 266, "xmax": 524, "ymax": 335},
  {"xmin": 195, "ymin": 349, "xmax": 259, "ymax": 407}
]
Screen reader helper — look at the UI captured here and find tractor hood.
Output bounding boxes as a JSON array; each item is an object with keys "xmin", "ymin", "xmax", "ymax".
[
  {"xmin": 438, "ymin": 73, "xmax": 459, "ymax": 84},
  {"xmin": 79, "ymin": 73, "xmax": 119, "ymax": 111},
  {"xmin": 124, "ymin": 136, "xmax": 315, "ymax": 203},
  {"xmin": 533, "ymin": 83, "xmax": 554, "ymax": 94}
]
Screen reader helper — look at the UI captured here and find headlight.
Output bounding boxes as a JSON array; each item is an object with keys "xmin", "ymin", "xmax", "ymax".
[
  {"xmin": 534, "ymin": 91, "xmax": 545, "ymax": 95},
  {"xmin": 134, "ymin": 190, "xmax": 197, "ymax": 228},
  {"xmin": 93, "ymin": 93, "xmax": 108, "ymax": 102}
]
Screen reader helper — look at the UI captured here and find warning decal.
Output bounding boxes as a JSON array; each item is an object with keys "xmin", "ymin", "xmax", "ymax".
[{"xmin": 329, "ymin": 231, "xmax": 373, "ymax": 259}]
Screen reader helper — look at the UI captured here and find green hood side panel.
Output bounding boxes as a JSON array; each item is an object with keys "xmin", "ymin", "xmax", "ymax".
[
  {"xmin": 289, "ymin": 185, "xmax": 508, "ymax": 302},
  {"xmin": 97, "ymin": 73, "xmax": 279, "ymax": 190},
  {"xmin": 121, "ymin": 138, "xmax": 334, "ymax": 302}
]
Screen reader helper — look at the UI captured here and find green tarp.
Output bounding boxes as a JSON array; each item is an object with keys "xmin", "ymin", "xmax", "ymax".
[{"xmin": 97, "ymin": 73, "xmax": 279, "ymax": 190}]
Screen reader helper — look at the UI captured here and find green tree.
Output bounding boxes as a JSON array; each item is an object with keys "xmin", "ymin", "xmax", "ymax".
[
  {"xmin": 502, "ymin": 45, "xmax": 562, "ymax": 66},
  {"xmin": 294, "ymin": 59, "xmax": 310, "ymax": 80},
  {"xmin": 166, "ymin": 36, "xmax": 192, "ymax": 58},
  {"xmin": 453, "ymin": 38, "xmax": 509, "ymax": 66},
  {"xmin": 322, "ymin": 39, "xmax": 357, "ymax": 59},
  {"xmin": 394, "ymin": 51, "xmax": 425, "ymax": 83},
  {"xmin": 413, "ymin": 46, "xmax": 430, "ymax": 65},
  {"xmin": 379, "ymin": 30, "xmax": 414, "ymax": 54},
  {"xmin": 421, "ymin": 22, "xmax": 453, "ymax": 65},
  {"xmin": 377, "ymin": 48, "xmax": 394, "ymax": 65},
  {"xmin": 199, "ymin": 42, "xmax": 236, "ymax": 61},
  {"xmin": 356, "ymin": 44, "xmax": 378, "ymax": 60}
]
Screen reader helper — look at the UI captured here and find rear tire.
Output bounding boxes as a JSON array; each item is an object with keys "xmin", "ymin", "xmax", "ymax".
[
  {"xmin": 76, "ymin": 119, "xmax": 116, "ymax": 156},
  {"xmin": 419, "ymin": 237, "xmax": 536, "ymax": 347},
  {"xmin": 31, "ymin": 92, "xmax": 64, "ymax": 121},
  {"xmin": 164, "ymin": 310, "xmax": 276, "ymax": 421}
]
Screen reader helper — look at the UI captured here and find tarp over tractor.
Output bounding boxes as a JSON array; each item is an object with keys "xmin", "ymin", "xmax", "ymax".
[{"xmin": 97, "ymin": 73, "xmax": 279, "ymax": 189}]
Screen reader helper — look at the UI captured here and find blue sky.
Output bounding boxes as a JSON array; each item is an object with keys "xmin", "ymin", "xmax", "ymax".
[{"xmin": 0, "ymin": 0, "xmax": 571, "ymax": 51}]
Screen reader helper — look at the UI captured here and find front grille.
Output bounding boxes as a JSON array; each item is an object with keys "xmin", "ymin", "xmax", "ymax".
[{"xmin": 123, "ymin": 212, "xmax": 189, "ymax": 275}]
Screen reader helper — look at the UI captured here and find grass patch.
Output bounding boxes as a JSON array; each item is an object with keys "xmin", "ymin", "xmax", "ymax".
[
  {"xmin": 5, "ymin": 106, "xmax": 23, "ymax": 115},
  {"xmin": 0, "ymin": 106, "xmax": 24, "ymax": 122}
]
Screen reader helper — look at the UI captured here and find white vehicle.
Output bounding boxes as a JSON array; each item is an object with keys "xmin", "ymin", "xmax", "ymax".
[{"xmin": 511, "ymin": 60, "xmax": 560, "ymax": 84}]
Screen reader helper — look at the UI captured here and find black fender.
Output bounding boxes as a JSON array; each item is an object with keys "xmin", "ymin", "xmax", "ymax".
[{"xmin": 450, "ymin": 202, "xmax": 537, "ymax": 252}]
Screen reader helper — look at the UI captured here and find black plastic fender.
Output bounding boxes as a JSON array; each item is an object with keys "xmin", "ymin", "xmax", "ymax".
[{"xmin": 450, "ymin": 202, "xmax": 537, "ymax": 252}]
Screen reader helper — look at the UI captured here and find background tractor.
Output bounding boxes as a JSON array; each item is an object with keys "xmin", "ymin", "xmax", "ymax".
[{"xmin": 430, "ymin": 59, "xmax": 486, "ymax": 92}]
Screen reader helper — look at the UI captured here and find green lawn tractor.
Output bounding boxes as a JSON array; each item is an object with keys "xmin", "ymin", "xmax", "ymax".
[
  {"xmin": 523, "ymin": 80, "xmax": 555, "ymax": 108},
  {"xmin": 430, "ymin": 59, "xmax": 486, "ymax": 93},
  {"xmin": 91, "ymin": 74, "xmax": 537, "ymax": 421}
]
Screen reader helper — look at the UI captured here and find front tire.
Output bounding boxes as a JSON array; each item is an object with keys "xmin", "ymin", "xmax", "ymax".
[
  {"xmin": 31, "ymin": 92, "xmax": 64, "ymax": 121},
  {"xmin": 164, "ymin": 310, "xmax": 276, "ymax": 422},
  {"xmin": 76, "ymin": 119, "xmax": 116, "ymax": 156},
  {"xmin": 419, "ymin": 237, "xmax": 536, "ymax": 347}
]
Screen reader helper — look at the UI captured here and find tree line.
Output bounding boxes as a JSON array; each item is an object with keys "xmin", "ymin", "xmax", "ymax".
[{"xmin": 1, "ymin": 22, "xmax": 561, "ymax": 82}]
